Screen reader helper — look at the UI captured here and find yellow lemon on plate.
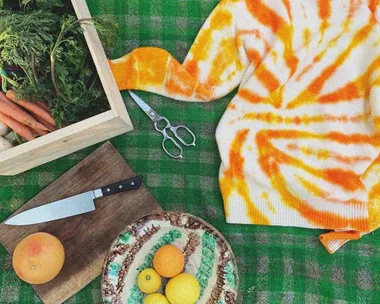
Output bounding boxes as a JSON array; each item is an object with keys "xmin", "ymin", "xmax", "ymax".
[
  {"xmin": 138, "ymin": 268, "xmax": 161, "ymax": 294},
  {"xmin": 144, "ymin": 293, "xmax": 169, "ymax": 304},
  {"xmin": 166, "ymin": 273, "xmax": 200, "ymax": 304}
]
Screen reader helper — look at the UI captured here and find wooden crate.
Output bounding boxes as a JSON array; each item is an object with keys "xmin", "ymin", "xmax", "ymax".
[{"xmin": 0, "ymin": 0, "xmax": 133, "ymax": 176}]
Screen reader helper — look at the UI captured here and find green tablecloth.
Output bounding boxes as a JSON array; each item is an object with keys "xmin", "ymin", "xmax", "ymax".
[{"xmin": 1, "ymin": 0, "xmax": 380, "ymax": 303}]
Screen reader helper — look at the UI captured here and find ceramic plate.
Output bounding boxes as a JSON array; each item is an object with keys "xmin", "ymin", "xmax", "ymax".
[{"xmin": 101, "ymin": 212, "xmax": 239, "ymax": 303}]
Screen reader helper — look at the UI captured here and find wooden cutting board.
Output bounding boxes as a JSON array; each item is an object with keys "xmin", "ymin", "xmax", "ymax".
[{"xmin": 0, "ymin": 141, "xmax": 162, "ymax": 304}]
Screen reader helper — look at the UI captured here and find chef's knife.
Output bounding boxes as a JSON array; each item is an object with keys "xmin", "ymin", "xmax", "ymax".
[{"xmin": 4, "ymin": 176, "xmax": 143, "ymax": 226}]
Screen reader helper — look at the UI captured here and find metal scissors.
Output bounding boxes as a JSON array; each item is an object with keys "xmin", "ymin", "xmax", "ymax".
[{"xmin": 128, "ymin": 91, "xmax": 196, "ymax": 159}]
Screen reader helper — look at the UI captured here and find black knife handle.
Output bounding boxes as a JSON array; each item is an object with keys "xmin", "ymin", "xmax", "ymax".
[{"xmin": 100, "ymin": 176, "xmax": 143, "ymax": 197}]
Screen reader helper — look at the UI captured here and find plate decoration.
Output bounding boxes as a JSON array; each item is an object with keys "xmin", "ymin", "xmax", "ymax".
[{"xmin": 101, "ymin": 212, "xmax": 239, "ymax": 303}]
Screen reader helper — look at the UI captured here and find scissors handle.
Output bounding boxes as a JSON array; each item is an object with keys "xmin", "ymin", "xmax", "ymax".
[
  {"xmin": 169, "ymin": 125, "xmax": 196, "ymax": 147},
  {"xmin": 153, "ymin": 116, "xmax": 196, "ymax": 159},
  {"xmin": 162, "ymin": 131, "xmax": 184, "ymax": 159},
  {"xmin": 154, "ymin": 117, "xmax": 184, "ymax": 159}
]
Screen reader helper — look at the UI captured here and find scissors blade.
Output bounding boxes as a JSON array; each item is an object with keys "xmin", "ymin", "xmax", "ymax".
[{"xmin": 128, "ymin": 91, "xmax": 160, "ymax": 122}]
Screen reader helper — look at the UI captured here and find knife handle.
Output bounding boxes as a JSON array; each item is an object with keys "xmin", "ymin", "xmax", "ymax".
[{"xmin": 97, "ymin": 176, "xmax": 143, "ymax": 198}]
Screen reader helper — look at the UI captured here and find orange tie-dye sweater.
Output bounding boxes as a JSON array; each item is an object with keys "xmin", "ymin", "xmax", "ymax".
[{"xmin": 109, "ymin": 0, "xmax": 380, "ymax": 253}]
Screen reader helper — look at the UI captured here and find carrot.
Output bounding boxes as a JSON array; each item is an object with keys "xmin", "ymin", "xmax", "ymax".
[
  {"xmin": 0, "ymin": 93, "xmax": 49, "ymax": 132},
  {"xmin": 0, "ymin": 112, "xmax": 35, "ymax": 141},
  {"xmin": 6, "ymin": 90, "xmax": 56, "ymax": 127},
  {"xmin": 31, "ymin": 113, "xmax": 56, "ymax": 131},
  {"xmin": 32, "ymin": 128, "xmax": 49, "ymax": 137},
  {"xmin": 35, "ymin": 101, "xmax": 50, "ymax": 113}
]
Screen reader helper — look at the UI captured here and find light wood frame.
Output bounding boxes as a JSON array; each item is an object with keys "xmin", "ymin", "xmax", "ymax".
[{"xmin": 0, "ymin": 0, "xmax": 133, "ymax": 176}]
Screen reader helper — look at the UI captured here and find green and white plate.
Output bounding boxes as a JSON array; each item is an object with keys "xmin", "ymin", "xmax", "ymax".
[{"xmin": 101, "ymin": 212, "xmax": 239, "ymax": 304}]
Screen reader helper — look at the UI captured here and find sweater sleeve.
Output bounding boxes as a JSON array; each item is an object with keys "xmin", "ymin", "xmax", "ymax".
[
  {"xmin": 320, "ymin": 152, "xmax": 380, "ymax": 254},
  {"xmin": 369, "ymin": 0, "xmax": 380, "ymax": 23},
  {"xmin": 108, "ymin": 0, "xmax": 249, "ymax": 102}
]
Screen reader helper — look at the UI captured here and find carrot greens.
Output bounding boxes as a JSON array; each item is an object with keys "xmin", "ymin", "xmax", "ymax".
[{"xmin": 0, "ymin": 0, "xmax": 119, "ymax": 127}]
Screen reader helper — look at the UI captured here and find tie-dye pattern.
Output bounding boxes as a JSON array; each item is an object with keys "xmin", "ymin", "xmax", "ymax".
[{"xmin": 109, "ymin": 0, "xmax": 380, "ymax": 253}]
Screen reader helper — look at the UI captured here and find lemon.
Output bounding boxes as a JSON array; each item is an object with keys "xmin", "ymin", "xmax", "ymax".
[
  {"xmin": 144, "ymin": 293, "xmax": 170, "ymax": 304},
  {"xmin": 166, "ymin": 273, "xmax": 200, "ymax": 304},
  {"xmin": 138, "ymin": 268, "xmax": 161, "ymax": 294}
]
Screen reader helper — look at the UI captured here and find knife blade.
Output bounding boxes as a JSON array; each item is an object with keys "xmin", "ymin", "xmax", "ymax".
[{"xmin": 4, "ymin": 176, "xmax": 143, "ymax": 226}]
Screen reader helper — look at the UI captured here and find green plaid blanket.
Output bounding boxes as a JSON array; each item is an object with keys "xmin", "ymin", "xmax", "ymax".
[{"xmin": 1, "ymin": 0, "xmax": 380, "ymax": 303}]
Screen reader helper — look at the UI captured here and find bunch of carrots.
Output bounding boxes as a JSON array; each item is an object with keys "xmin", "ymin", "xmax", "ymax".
[{"xmin": 0, "ymin": 90, "xmax": 57, "ymax": 141}]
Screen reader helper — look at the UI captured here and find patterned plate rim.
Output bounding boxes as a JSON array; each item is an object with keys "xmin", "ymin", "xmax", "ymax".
[{"xmin": 101, "ymin": 211, "xmax": 240, "ymax": 302}]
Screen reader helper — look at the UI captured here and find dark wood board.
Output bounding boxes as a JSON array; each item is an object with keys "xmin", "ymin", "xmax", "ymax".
[{"xmin": 0, "ymin": 141, "xmax": 162, "ymax": 304}]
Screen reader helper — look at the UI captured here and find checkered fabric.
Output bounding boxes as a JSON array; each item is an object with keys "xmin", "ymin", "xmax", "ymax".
[{"xmin": 0, "ymin": 0, "xmax": 379, "ymax": 303}]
